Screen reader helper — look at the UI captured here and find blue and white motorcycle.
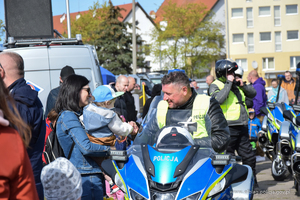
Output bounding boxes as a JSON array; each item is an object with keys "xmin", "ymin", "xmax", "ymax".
[{"xmin": 102, "ymin": 110, "xmax": 254, "ymax": 200}]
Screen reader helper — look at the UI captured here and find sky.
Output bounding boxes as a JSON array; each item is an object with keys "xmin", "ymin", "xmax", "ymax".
[{"xmin": 0, "ymin": 0, "xmax": 164, "ymax": 43}]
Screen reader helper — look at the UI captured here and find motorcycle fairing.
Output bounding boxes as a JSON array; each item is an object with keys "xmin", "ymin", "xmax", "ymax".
[
  {"xmin": 113, "ymin": 154, "xmax": 150, "ymax": 199},
  {"xmin": 176, "ymin": 157, "xmax": 232, "ymax": 200},
  {"xmin": 148, "ymin": 145, "xmax": 191, "ymax": 184}
]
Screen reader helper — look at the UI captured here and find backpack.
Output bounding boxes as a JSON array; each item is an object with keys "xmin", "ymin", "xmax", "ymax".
[{"xmin": 43, "ymin": 116, "xmax": 75, "ymax": 165}]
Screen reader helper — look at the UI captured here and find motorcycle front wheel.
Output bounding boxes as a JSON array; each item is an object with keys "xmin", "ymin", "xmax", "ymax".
[{"xmin": 271, "ymin": 157, "xmax": 289, "ymax": 181}]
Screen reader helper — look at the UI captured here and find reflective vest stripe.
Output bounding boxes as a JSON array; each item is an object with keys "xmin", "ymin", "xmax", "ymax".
[
  {"xmin": 157, "ymin": 100, "xmax": 169, "ymax": 129},
  {"xmin": 212, "ymin": 79, "xmax": 247, "ymax": 121},
  {"xmin": 156, "ymin": 94, "xmax": 210, "ymax": 139},
  {"xmin": 192, "ymin": 95, "xmax": 210, "ymax": 138}
]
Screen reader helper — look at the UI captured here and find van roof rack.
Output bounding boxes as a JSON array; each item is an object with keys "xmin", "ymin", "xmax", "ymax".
[{"xmin": 3, "ymin": 35, "xmax": 83, "ymax": 48}]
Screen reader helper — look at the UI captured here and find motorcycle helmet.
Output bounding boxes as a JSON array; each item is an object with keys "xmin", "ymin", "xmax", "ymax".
[
  {"xmin": 155, "ymin": 126, "xmax": 194, "ymax": 148},
  {"xmin": 215, "ymin": 59, "xmax": 239, "ymax": 82},
  {"xmin": 235, "ymin": 65, "xmax": 244, "ymax": 78}
]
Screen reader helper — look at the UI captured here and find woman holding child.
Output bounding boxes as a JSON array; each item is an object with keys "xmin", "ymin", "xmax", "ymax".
[{"xmin": 49, "ymin": 74, "xmax": 137, "ymax": 200}]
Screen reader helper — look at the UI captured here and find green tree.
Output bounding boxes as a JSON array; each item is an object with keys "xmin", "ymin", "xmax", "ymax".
[
  {"xmin": 66, "ymin": 1, "xmax": 109, "ymax": 45},
  {"xmin": 94, "ymin": 0, "xmax": 146, "ymax": 74},
  {"xmin": 0, "ymin": 19, "xmax": 5, "ymax": 42},
  {"xmin": 150, "ymin": 1, "xmax": 224, "ymax": 77},
  {"xmin": 68, "ymin": 0, "xmax": 147, "ymax": 74}
]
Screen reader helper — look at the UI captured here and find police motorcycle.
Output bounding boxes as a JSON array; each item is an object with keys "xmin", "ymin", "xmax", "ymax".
[
  {"xmin": 258, "ymin": 75, "xmax": 294, "ymax": 181},
  {"xmin": 280, "ymin": 109, "xmax": 300, "ymax": 195},
  {"xmin": 101, "ymin": 109, "xmax": 254, "ymax": 200}
]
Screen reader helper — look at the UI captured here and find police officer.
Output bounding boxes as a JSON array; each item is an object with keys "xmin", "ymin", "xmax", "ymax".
[
  {"xmin": 208, "ymin": 59, "xmax": 259, "ymax": 189},
  {"xmin": 134, "ymin": 71, "xmax": 230, "ymax": 153}
]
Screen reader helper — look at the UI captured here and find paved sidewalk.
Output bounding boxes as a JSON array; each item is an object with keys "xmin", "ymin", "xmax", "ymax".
[{"xmin": 253, "ymin": 159, "xmax": 299, "ymax": 200}]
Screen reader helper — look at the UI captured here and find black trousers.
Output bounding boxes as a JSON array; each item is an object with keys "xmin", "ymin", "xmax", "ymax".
[{"xmin": 227, "ymin": 125, "xmax": 256, "ymax": 175}]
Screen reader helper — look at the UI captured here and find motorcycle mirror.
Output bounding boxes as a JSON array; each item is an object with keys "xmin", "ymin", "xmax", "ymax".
[
  {"xmin": 283, "ymin": 110, "xmax": 294, "ymax": 122},
  {"xmin": 260, "ymin": 107, "xmax": 269, "ymax": 116}
]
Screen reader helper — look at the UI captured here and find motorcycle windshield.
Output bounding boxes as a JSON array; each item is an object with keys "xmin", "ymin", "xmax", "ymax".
[{"xmin": 134, "ymin": 108, "xmax": 212, "ymax": 148}]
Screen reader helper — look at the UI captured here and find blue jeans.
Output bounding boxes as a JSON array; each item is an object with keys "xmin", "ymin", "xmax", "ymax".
[{"xmin": 81, "ymin": 174, "xmax": 104, "ymax": 200}]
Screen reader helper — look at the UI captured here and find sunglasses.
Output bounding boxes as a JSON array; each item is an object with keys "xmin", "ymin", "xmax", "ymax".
[{"xmin": 82, "ymin": 87, "xmax": 91, "ymax": 94}]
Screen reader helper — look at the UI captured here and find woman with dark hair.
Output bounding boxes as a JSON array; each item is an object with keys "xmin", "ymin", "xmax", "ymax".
[
  {"xmin": 0, "ymin": 76, "xmax": 39, "ymax": 199},
  {"xmin": 48, "ymin": 74, "xmax": 109, "ymax": 200}
]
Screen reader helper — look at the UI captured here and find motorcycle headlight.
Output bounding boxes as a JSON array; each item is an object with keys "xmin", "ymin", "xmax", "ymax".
[
  {"xmin": 208, "ymin": 178, "xmax": 226, "ymax": 197},
  {"xmin": 150, "ymin": 190, "xmax": 177, "ymax": 200},
  {"xmin": 130, "ymin": 189, "xmax": 147, "ymax": 200}
]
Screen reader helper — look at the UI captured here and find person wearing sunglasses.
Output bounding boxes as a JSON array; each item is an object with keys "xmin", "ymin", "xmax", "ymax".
[
  {"xmin": 48, "ymin": 74, "xmax": 109, "ymax": 200},
  {"xmin": 0, "ymin": 51, "xmax": 45, "ymax": 199}
]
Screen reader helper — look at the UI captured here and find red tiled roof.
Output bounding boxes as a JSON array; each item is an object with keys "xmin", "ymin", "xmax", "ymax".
[
  {"xmin": 155, "ymin": 0, "xmax": 218, "ymax": 23},
  {"xmin": 53, "ymin": 3, "xmax": 133, "ymax": 35}
]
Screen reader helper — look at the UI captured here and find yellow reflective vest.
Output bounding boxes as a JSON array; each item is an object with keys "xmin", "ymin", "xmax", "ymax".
[
  {"xmin": 156, "ymin": 94, "xmax": 211, "ymax": 139},
  {"xmin": 212, "ymin": 79, "xmax": 247, "ymax": 121}
]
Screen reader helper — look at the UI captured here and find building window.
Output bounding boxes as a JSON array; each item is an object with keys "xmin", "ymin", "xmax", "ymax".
[
  {"xmin": 287, "ymin": 30, "xmax": 299, "ymax": 40},
  {"xmin": 262, "ymin": 57, "xmax": 274, "ymax": 70},
  {"xmin": 260, "ymin": 32, "xmax": 271, "ymax": 42},
  {"xmin": 290, "ymin": 56, "xmax": 300, "ymax": 69},
  {"xmin": 232, "ymin": 8, "xmax": 243, "ymax": 18},
  {"xmin": 233, "ymin": 34, "xmax": 244, "ymax": 43},
  {"xmin": 259, "ymin": 6, "xmax": 271, "ymax": 16},
  {"xmin": 274, "ymin": 6, "xmax": 281, "ymax": 26},
  {"xmin": 246, "ymin": 8, "xmax": 253, "ymax": 28},
  {"xmin": 286, "ymin": 5, "xmax": 298, "ymax": 15},
  {"xmin": 236, "ymin": 59, "xmax": 248, "ymax": 71},
  {"xmin": 247, "ymin": 33, "xmax": 254, "ymax": 53},
  {"xmin": 275, "ymin": 32, "xmax": 281, "ymax": 51}
]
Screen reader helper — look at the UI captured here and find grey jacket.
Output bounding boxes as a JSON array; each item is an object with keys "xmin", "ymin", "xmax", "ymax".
[{"xmin": 208, "ymin": 80, "xmax": 257, "ymax": 126}]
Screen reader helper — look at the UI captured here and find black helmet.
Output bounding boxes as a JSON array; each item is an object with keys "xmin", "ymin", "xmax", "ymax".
[{"xmin": 215, "ymin": 59, "xmax": 239, "ymax": 81}]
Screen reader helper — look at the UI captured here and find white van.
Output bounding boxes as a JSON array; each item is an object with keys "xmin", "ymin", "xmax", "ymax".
[{"xmin": 2, "ymin": 37, "xmax": 103, "ymax": 108}]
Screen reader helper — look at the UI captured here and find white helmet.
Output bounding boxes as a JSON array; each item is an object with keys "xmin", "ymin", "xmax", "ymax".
[
  {"xmin": 156, "ymin": 126, "xmax": 194, "ymax": 148},
  {"xmin": 235, "ymin": 65, "xmax": 244, "ymax": 78}
]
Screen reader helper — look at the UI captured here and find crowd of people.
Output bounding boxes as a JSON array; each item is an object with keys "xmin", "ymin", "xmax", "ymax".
[{"xmin": 0, "ymin": 51, "xmax": 299, "ymax": 199}]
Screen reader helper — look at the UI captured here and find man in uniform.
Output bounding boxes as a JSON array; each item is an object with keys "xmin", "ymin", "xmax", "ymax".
[
  {"xmin": 208, "ymin": 59, "xmax": 259, "ymax": 190},
  {"xmin": 134, "ymin": 71, "xmax": 230, "ymax": 153}
]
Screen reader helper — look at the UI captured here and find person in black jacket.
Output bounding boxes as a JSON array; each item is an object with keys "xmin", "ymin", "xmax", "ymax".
[
  {"xmin": 134, "ymin": 72, "xmax": 230, "ymax": 153},
  {"xmin": 112, "ymin": 75, "xmax": 128, "ymax": 120},
  {"xmin": 0, "ymin": 51, "xmax": 46, "ymax": 199},
  {"xmin": 44, "ymin": 65, "xmax": 75, "ymax": 118},
  {"xmin": 124, "ymin": 76, "xmax": 137, "ymax": 122}
]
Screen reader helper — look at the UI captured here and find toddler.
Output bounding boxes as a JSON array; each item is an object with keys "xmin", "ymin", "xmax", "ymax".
[
  {"xmin": 81, "ymin": 85, "xmax": 138, "ymax": 194},
  {"xmin": 248, "ymin": 108, "xmax": 262, "ymax": 154}
]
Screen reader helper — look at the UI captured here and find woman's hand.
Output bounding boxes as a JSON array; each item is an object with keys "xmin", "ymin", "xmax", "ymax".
[{"xmin": 0, "ymin": 110, "xmax": 9, "ymax": 127}]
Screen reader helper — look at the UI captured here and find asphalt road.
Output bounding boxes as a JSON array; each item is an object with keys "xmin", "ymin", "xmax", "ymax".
[{"xmin": 253, "ymin": 158, "xmax": 299, "ymax": 200}]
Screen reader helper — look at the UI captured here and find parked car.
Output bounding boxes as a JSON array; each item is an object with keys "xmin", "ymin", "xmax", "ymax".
[{"xmin": 1, "ymin": 36, "xmax": 103, "ymax": 108}]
